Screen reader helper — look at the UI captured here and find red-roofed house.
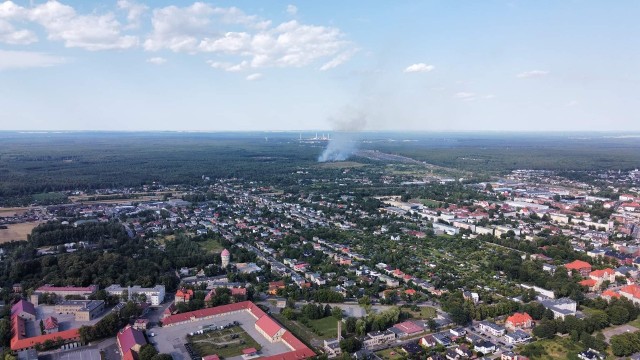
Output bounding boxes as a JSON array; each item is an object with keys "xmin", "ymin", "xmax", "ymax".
[
  {"xmin": 620, "ymin": 284, "xmax": 640, "ymax": 304},
  {"xmin": 202, "ymin": 355, "xmax": 220, "ymax": 360},
  {"xmin": 564, "ymin": 260, "xmax": 592, "ymax": 277},
  {"xmin": 601, "ymin": 289, "xmax": 621, "ymax": 301},
  {"xmin": 255, "ymin": 315, "xmax": 285, "ymax": 342},
  {"xmin": 242, "ymin": 348, "xmax": 259, "ymax": 356},
  {"xmin": 43, "ymin": 316, "xmax": 59, "ymax": 334},
  {"xmin": 268, "ymin": 281, "xmax": 286, "ymax": 295},
  {"xmin": 123, "ymin": 350, "xmax": 138, "ymax": 360},
  {"xmin": 505, "ymin": 312, "xmax": 533, "ymax": 331},
  {"xmin": 579, "ymin": 279, "xmax": 599, "ymax": 292},
  {"xmin": 231, "ymin": 288, "xmax": 247, "ymax": 300},
  {"xmin": 590, "ymin": 268, "xmax": 616, "ymax": 284},
  {"xmin": 117, "ymin": 326, "xmax": 147, "ymax": 355},
  {"xmin": 11, "ymin": 315, "xmax": 80, "ymax": 351},
  {"xmin": 175, "ymin": 289, "xmax": 194, "ymax": 303}
]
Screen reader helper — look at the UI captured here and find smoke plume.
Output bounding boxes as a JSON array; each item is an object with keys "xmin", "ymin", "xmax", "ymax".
[{"xmin": 318, "ymin": 108, "xmax": 367, "ymax": 162}]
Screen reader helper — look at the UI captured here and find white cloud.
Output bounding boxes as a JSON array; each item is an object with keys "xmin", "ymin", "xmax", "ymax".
[
  {"xmin": 147, "ymin": 57, "xmax": 167, "ymax": 65},
  {"xmin": 20, "ymin": 0, "xmax": 138, "ymax": 50},
  {"xmin": 246, "ymin": 73, "xmax": 262, "ymax": 81},
  {"xmin": 286, "ymin": 5, "xmax": 298, "ymax": 16},
  {"xmin": 0, "ymin": 19, "xmax": 37, "ymax": 44},
  {"xmin": 516, "ymin": 70, "xmax": 549, "ymax": 78},
  {"xmin": 0, "ymin": 50, "xmax": 66, "ymax": 70},
  {"xmin": 454, "ymin": 92, "xmax": 476, "ymax": 101},
  {"xmin": 320, "ymin": 49, "xmax": 358, "ymax": 71},
  {"xmin": 404, "ymin": 63, "xmax": 434, "ymax": 73},
  {"xmin": 207, "ymin": 60, "xmax": 249, "ymax": 72},
  {"xmin": 117, "ymin": 0, "xmax": 148, "ymax": 29},
  {"xmin": 566, "ymin": 100, "xmax": 579, "ymax": 107}
]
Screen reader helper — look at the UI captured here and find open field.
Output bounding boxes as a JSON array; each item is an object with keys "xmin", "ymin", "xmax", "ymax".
[
  {"xmin": 0, "ymin": 222, "xmax": 40, "ymax": 242},
  {"xmin": 199, "ymin": 239, "xmax": 225, "ymax": 253},
  {"xmin": 272, "ymin": 314, "xmax": 323, "ymax": 347},
  {"xmin": 0, "ymin": 207, "xmax": 31, "ymax": 217},
  {"xmin": 523, "ymin": 337, "xmax": 583, "ymax": 359},
  {"xmin": 404, "ymin": 306, "xmax": 437, "ymax": 319},
  {"xmin": 188, "ymin": 326, "xmax": 261, "ymax": 359},
  {"xmin": 307, "ymin": 317, "xmax": 339, "ymax": 339}
]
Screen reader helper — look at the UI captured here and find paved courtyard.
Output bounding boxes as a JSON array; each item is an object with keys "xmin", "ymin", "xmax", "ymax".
[
  {"xmin": 152, "ymin": 310, "xmax": 290, "ymax": 360},
  {"xmin": 602, "ymin": 324, "xmax": 638, "ymax": 341}
]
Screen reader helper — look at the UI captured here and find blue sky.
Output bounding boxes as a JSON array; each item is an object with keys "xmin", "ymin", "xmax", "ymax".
[{"xmin": 0, "ymin": 0, "xmax": 639, "ymax": 131}]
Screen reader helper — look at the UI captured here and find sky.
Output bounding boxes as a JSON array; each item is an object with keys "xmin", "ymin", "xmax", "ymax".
[{"xmin": 0, "ymin": 0, "xmax": 639, "ymax": 131}]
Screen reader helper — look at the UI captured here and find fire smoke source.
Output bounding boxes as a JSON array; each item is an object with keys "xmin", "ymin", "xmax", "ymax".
[{"xmin": 318, "ymin": 110, "xmax": 367, "ymax": 162}]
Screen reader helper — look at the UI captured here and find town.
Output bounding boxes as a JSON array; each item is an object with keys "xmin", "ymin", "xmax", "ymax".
[{"xmin": 2, "ymin": 151, "xmax": 640, "ymax": 360}]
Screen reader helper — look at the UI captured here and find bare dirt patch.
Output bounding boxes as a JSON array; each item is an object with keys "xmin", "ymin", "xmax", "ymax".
[
  {"xmin": 0, "ymin": 207, "xmax": 31, "ymax": 217},
  {"xmin": 0, "ymin": 222, "xmax": 40, "ymax": 242}
]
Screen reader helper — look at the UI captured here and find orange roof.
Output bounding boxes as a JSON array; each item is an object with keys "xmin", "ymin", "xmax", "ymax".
[
  {"xmin": 11, "ymin": 315, "xmax": 80, "ymax": 351},
  {"xmin": 256, "ymin": 315, "xmax": 283, "ymax": 338},
  {"xmin": 405, "ymin": 289, "xmax": 417, "ymax": 295},
  {"xmin": 602, "ymin": 289, "xmax": 621, "ymax": 299},
  {"xmin": 590, "ymin": 268, "xmax": 615, "ymax": 278},
  {"xmin": 506, "ymin": 312, "xmax": 532, "ymax": 325},
  {"xmin": 621, "ymin": 284, "xmax": 640, "ymax": 299},
  {"xmin": 580, "ymin": 279, "xmax": 597, "ymax": 287},
  {"xmin": 565, "ymin": 260, "xmax": 592, "ymax": 270}
]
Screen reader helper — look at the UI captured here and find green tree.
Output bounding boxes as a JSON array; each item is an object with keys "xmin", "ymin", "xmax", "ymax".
[{"xmin": 139, "ymin": 344, "xmax": 159, "ymax": 360}]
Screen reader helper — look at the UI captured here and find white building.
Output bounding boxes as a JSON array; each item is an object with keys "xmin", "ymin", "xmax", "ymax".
[{"xmin": 105, "ymin": 285, "xmax": 165, "ymax": 306}]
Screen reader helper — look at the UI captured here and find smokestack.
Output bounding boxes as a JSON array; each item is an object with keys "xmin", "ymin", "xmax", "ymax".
[{"xmin": 337, "ymin": 319, "xmax": 342, "ymax": 341}]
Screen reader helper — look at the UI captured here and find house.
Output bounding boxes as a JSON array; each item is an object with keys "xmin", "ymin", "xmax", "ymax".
[
  {"xmin": 401, "ymin": 342, "xmax": 422, "ymax": 355},
  {"xmin": 323, "ymin": 339, "xmax": 342, "ymax": 358},
  {"xmin": 175, "ymin": 288, "xmax": 194, "ymax": 303},
  {"xmin": 268, "ymin": 281, "xmax": 285, "ymax": 295},
  {"xmin": 564, "ymin": 260, "xmax": 592, "ymax": 277},
  {"xmin": 589, "ymin": 268, "xmax": 615, "ymax": 284},
  {"xmin": 432, "ymin": 333, "xmax": 451, "ymax": 346},
  {"xmin": 454, "ymin": 345, "xmax": 472, "ymax": 357},
  {"xmin": 504, "ymin": 330, "xmax": 532, "ymax": 344},
  {"xmin": 419, "ymin": 335, "xmax": 436, "ymax": 348},
  {"xmin": 363, "ymin": 330, "xmax": 395, "ymax": 349},
  {"xmin": 463, "ymin": 291, "xmax": 479, "ymax": 304},
  {"xmin": 579, "ymin": 279, "xmax": 599, "ymax": 292},
  {"xmin": 445, "ymin": 349, "xmax": 461, "ymax": 360},
  {"xmin": 43, "ymin": 316, "xmax": 59, "ymax": 334},
  {"xmin": 449, "ymin": 328, "xmax": 466, "ymax": 337},
  {"xmin": 601, "ymin": 289, "xmax": 621, "ymax": 301},
  {"xmin": 478, "ymin": 321, "xmax": 506, "ymax": 336},
  {"xmin": 501, "ymin": 352, "xmax": 529, "ymax": 360},
  {"xmin": 620, "ymin": 284, "xmax": 640, "ymax": 305},
  {"xmin": 117, "ymin": 326, "xmax": 147, "ymax": 359},
  {"xmin": 474, "ymin": 340, "xmax": 496, "ymax": 354},
  {"xmin": 539, "ymin": 298, "xmax": 577, "ymax": 319},
  {"xmin": 255, "ymin": 315, "xmax": 285, "ymax": 342},
  {"xmin": 505, "ymin": 312, "xmax": 533, "ymax": 330}
]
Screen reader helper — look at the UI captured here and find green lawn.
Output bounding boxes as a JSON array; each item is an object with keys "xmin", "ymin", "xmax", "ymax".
[
  {"xmin": 375, "ymin": 347, "xmax": 406, "ymax": 360},
  {"xmin": 188, "ymin": 326, "xmax": 261, "ymax": 359},
  {"xmin": 308, "ymin": 317, "xmax": 340, "ymax": 338},
  {"xmin": 403, "ymin": 306, "xmax": 437, "ymax": 320},
  {"xmin": 520, "ymin": 337, "xmax": 583, "ymax": 359},
  {"xmin": 628, "ymin": 317, "xmax": 640, "ymax": 329},
  {"xmin": 273, "ymin": 314, "xmax": 320, "ymax": 345},
  {"xmin": 199, "ymin": 238, "xmax": 224, "ymax": 252}
]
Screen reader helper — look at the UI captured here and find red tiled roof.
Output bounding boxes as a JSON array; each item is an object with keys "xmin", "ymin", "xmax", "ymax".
[
  {"xmin": 506, "ymin": 312, "xmax": 532, "ymax": 326},
  {"xmin": 564, "ymin": 260, "xmax": 592, "ymax": 270},
  {"xmin": 590, "ymin": 268, "xmax": 615, "ymax": 278},
  {"xmin": 256, "ymin": 315, "xmax": 283, "ymax": 338},
  {"xmin": 580, "ymin": 279, "xmax": 598, "ymax": 287},
  {"xmin": 232, "ymin": 288, "xmax": 247, "ymax": 296},
  {"xmin": 117, "ymin": 326, "xmax": 147, "ymax": 353},
  {"xmin": 602, "ymin": 290, "xmax": 621, "ymax": 299},
  {"xmin": 11, "ymin": 315, "xmax": 80, "ymax": 351},
  {"xmin": 202, "ymin": 356, "xmax": 220, "ymax": 360},
  {"xmin": 44, "ymin": 316, "xmax": 58, "ymax": 330},
  {"xmin": 123, "ymin": 350, "xmax": 138, "ymax": 360},
  {"xmin": 621, "ymin": 284, "xmax": 640, "ymax": 299},
  {"xmin": 393, "ymin": 321, "xmax": 423, "ymax": 334}
]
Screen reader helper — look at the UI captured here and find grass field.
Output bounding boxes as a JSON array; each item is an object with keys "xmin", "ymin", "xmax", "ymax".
[
  {"xmin": 627, "ymin": 317, "xmax": 640, "ymax": 329},
  {"xmin": 522, "ymin": 337, "xmax": 583, "ymax": 359},
  {"xmin": 199, "ymin": 238, "xmax": 225, "ymax": 252},
  {"xmin": 272, "ymin": 314, "xmax": 322, "ymax": 346},
  {"xmin": 410, "ymin": 198, "xmax": 441, "ymax": 208},
  {"xmin": 188, "ymin": 326, "xmax": 261, "ymax": 359},
  {"xmin": 404, "ymin": 306, "xmax": 437, "ymax": 319},
  {"xmin": 375, "ymin": 347, "xmax": 405, "ymax": 360},
  {"xmin": 308, "ymin": 317, "xmax": 339, "ymax": 338},
  {"xmin": 0, "ymin": 222, "xmax": 39, "ymax": 242}
]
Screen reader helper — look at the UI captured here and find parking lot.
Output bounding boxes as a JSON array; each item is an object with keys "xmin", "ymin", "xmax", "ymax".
[{"xmin": 151, "ymin": 310, "xmax": 290, "ymax": 360}]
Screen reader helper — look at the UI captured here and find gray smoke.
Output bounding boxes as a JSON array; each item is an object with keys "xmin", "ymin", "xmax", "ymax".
[{"xmin": 318, "ymin": 109, "xmax": 367, "ymax": 162}]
